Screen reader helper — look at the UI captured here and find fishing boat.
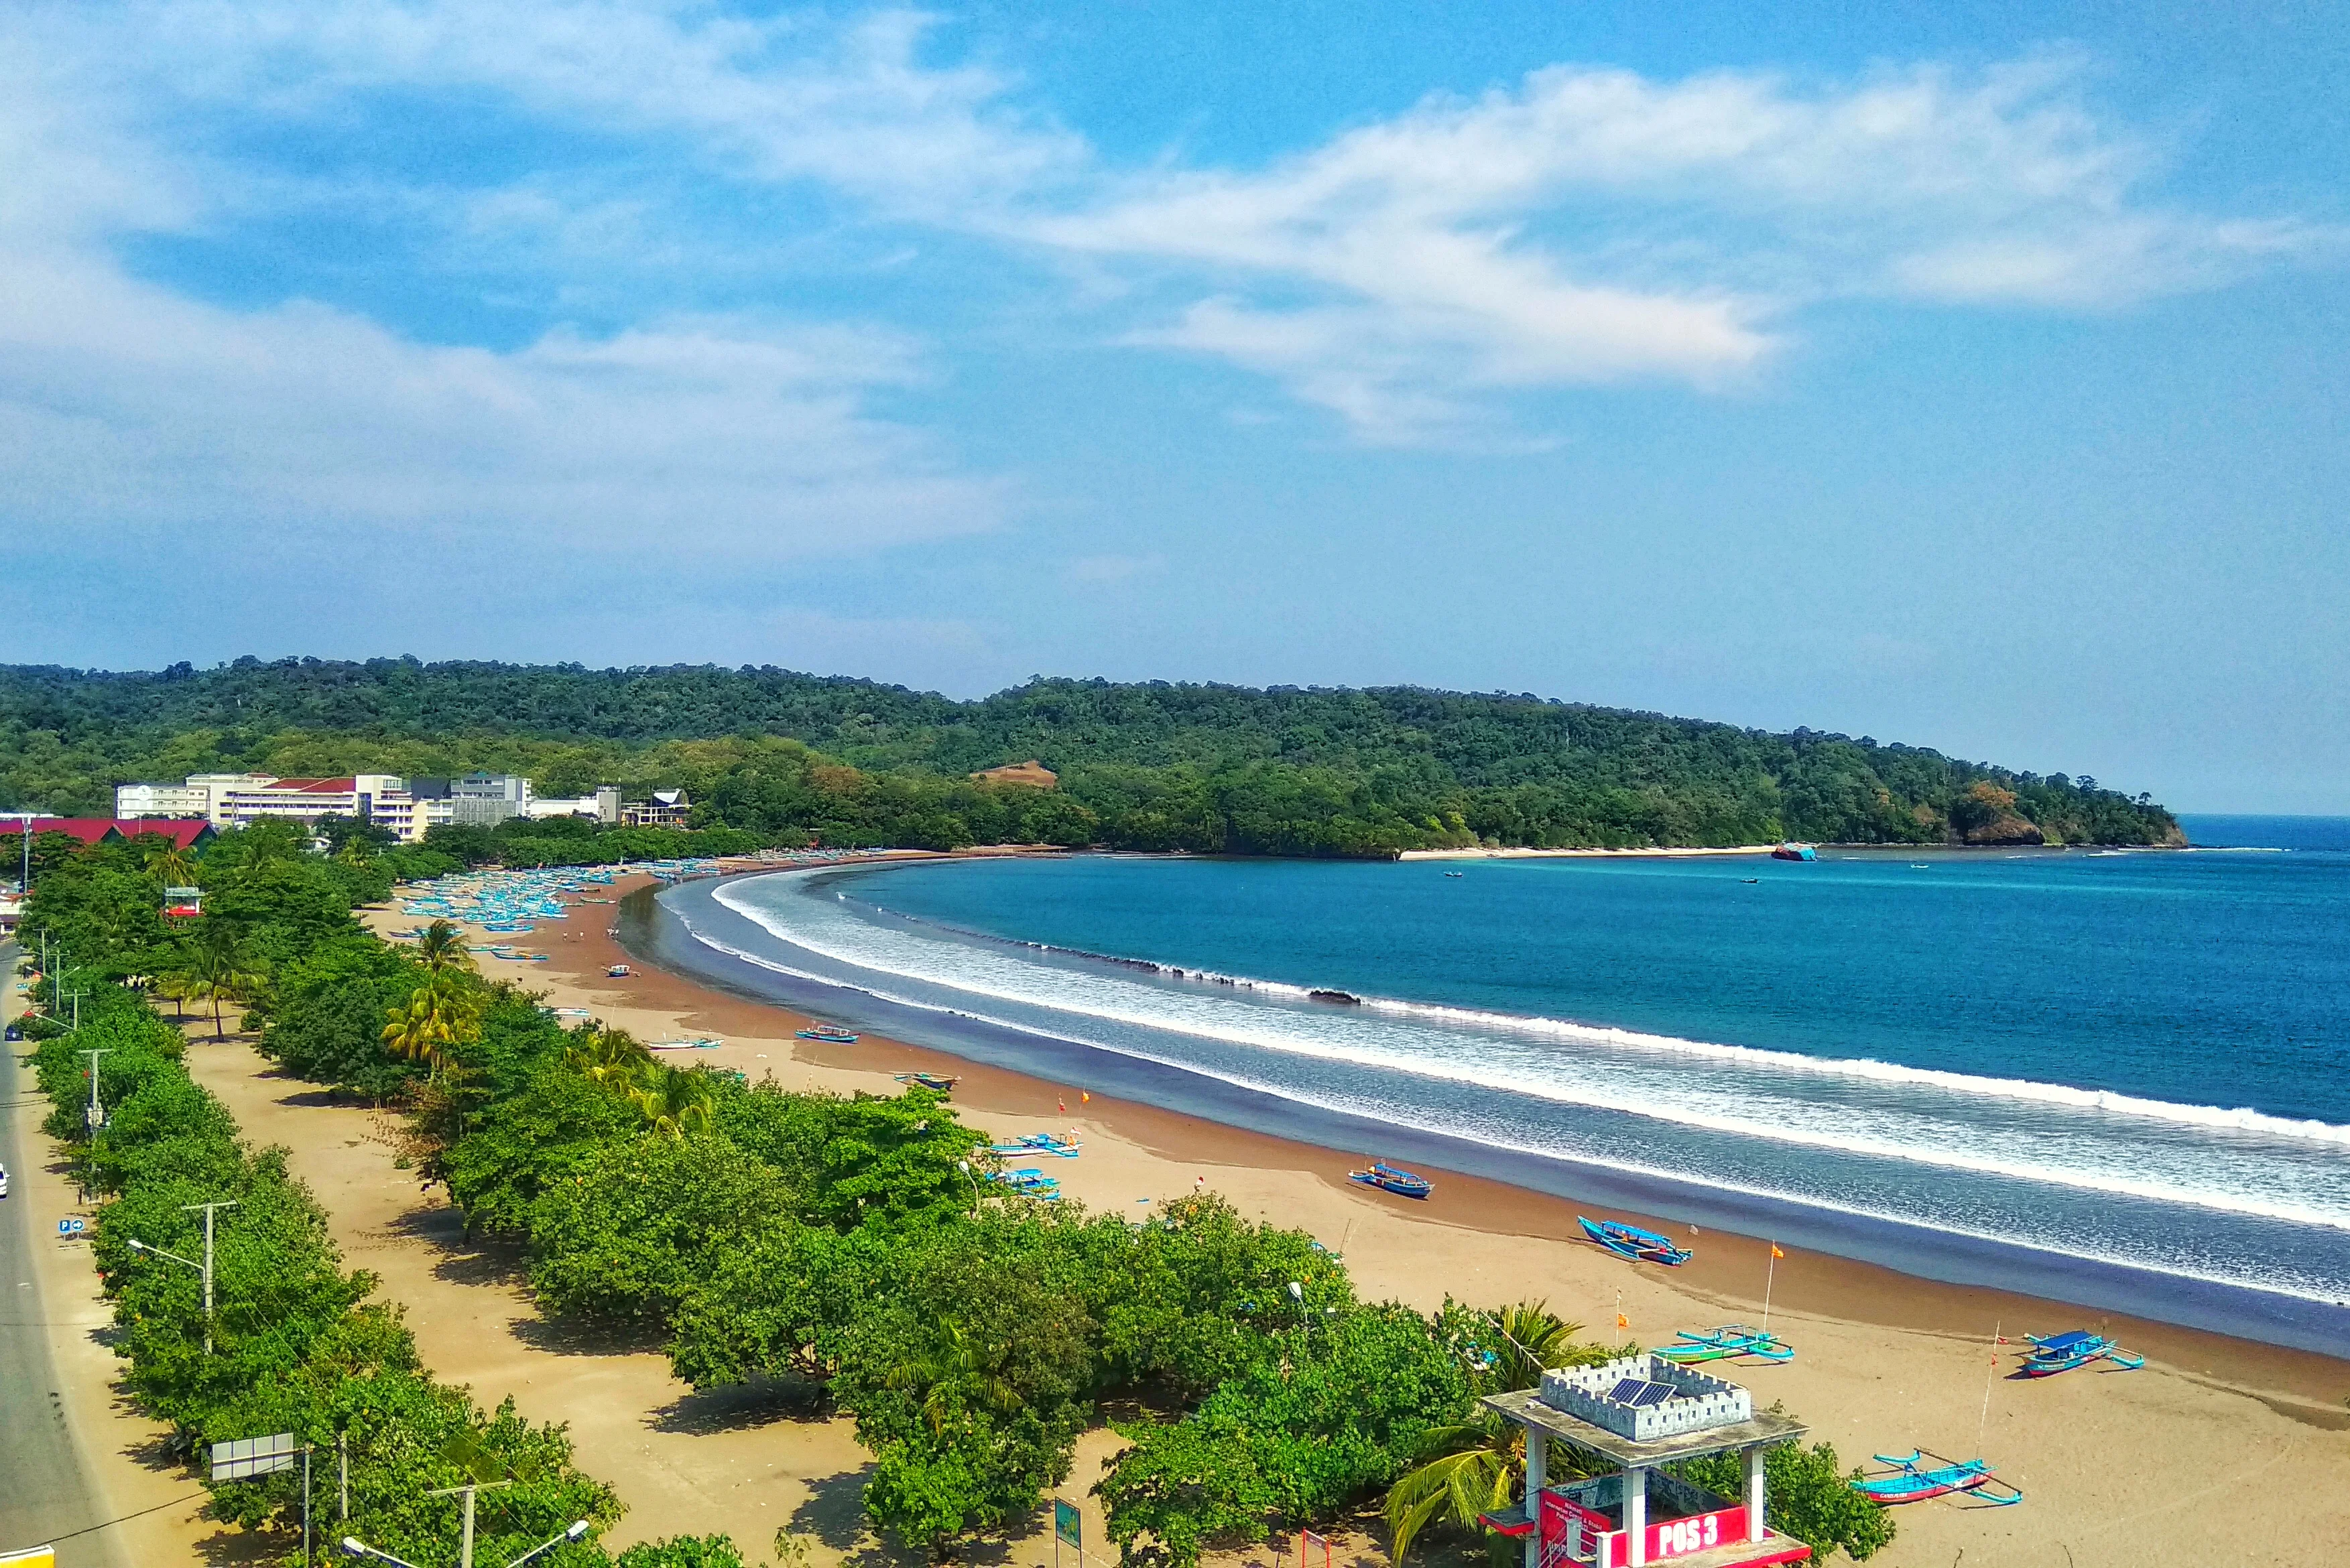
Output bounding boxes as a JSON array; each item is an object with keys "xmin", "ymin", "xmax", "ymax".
[
  {"xmin": 893, "ymin": 1071, "xmax": 960, "ymax": 1092},
  {"xmin": 1349, "ymin": 1161, "xmax": 1433, "ymax": 1199},
  {"xmin": 1654, "ymin": 1324, "xmax": 1794, "ymax": 1364},
  {"xmin": 796, "ymin": 1023, "xmax": 860, "ymax": 1043},
  {"xmin": 605, "ymin": 964, "xmax": 631, "ymax": 978},
  {"xmin": 1771, "ymin": 842, "xmax": 1818, "ymax": 862},
  {"xmin": 1851, "ymin": 1451, "xmax": 2023, "ymax": 1507},
  {"xmin": 1579, "ymin": 1216, "xmax": 1694, "ymax": 1265},
  {"xmin": 991, "ymin": 1167, "xmax": 1061, "ymax": 1199},
  {"xmin": 2020, "ymin": 1329, "xmax": 2144, "ymax": 1376}
]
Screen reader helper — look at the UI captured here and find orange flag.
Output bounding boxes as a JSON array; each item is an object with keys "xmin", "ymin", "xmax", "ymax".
[
  {"xmin": 1617, "ymin": 1313, "xmax": 1629, "ymax": 1329},
  {"xmin": 1081, "ymin": 1091, "xmax": 1091, "ymax": 1104},
  {"xmin": 1770, "ymin": 1244, "xmax": 1786, "ymax": 1259}
]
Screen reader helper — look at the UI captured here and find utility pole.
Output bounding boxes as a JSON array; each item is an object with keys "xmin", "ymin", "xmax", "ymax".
[
  {"xmin": 80, "ymin": 1047, "xmax": 108, "ymax": 1132},
  {"xmin": 125, "ymin": 1199, "xmax": 239, "ymax": 1354},
  {"xmin": 429, "ymin": 1480, "xmax": 511, "ymax": 1568}
]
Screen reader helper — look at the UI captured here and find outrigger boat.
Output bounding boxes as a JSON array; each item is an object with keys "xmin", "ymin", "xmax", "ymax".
[
  {"xmin": 894, "ymin": 1071, "xmax": 960, "ymax": 1092},
  {"xmin": 2020, "ymin": 1329, "xmax": 2144, "ymax": 1376},
  {"xmin": 605, "ymin": 964, "xmax": 631, "ymax": 978},
  {"xmin": 991, "ymin": 1132, "xmax": 1081, "ymax": 1159},
  {"xmin": 796, "ymin": 1023, "xmax": 859, "ymax": 1043},
  {"xmin": 1851, "ymin": 1451, "xmax": 2023, "ymax": 1507},
  {"xmin": 1579, "ymin": 1216, "xmax": 1693, "ymax": 1265},
  {"xmin": 1654, "ymin": 1324, "xmax": 1794, "ymax": 1364},
  {"xmin": 990, "ymin": 1167, "xmax": 1061, "ymax": 1199},
  {"xmin": 1349, "ymin": 1161, "xmax": 1432, "ymax": 1199}
]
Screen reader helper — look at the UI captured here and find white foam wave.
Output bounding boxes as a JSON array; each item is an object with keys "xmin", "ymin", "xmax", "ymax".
[
  {"xmin": 708, "ymin": 874, "xmax": 2350, "ymax": 1235},
  {"xmin": 675, "ymin": 910, "xmax": 2347, "ymax": 1307}
]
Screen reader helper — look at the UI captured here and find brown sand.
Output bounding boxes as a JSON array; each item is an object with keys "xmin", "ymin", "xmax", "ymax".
[{"xmin": 24, "ymin": 866, "xmax": 2350, "ymax": 1567}]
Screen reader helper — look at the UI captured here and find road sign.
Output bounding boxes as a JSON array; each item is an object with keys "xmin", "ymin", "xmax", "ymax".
[
  {"xmin": 212, "ymin": 1432, "xmax": 300, "ymax": 1481},
  {"xmin": 55, "ymin": 1218, "xmax": 84, "ymax": 1237}
]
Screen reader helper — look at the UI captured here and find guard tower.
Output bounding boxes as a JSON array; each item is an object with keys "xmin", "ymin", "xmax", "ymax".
[{"xmin": 1481, "ymin": 1354, "xmax": 1810, "ymax": 1568}]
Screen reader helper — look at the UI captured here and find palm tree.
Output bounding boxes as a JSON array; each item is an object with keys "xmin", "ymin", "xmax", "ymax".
[
  {"xmin": 165, "ymin": 923, "xmax": 269, "ymax": 1041},
  {"xmin": 380, "ymin": 970, "xmax": 483, "ymax": 1079},
  {"xmin": 1385, "ymin": 1301, "xmax": 1601, "ymax": 1563},
  {"xmin": 884, "ymin": 1320, "xmax": 1019, "ymax": 1437},
  {"xmin": 564, "ymin": 1024, "xmax": 652, "ymax": 1088},
  {"xmin": 139, "ymin": 838, "xmax": 197, "ymax": 893},
  {"xmin": 414, "ymin": 919, "xmax": 475, "ymax": 976},
  {"xmin": 631, "ymin": 1064, "xmax": 716, "ymax": 1140}
]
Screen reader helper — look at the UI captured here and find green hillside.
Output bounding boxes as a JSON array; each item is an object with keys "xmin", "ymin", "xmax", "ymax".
[{"xmin": 0, "ymin": 659, "xmax": 2180, "ymax": 855}]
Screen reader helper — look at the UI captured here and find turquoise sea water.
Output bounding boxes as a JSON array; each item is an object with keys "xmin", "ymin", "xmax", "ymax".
[{"xmin": 654, "ymin": 815, "xmax": 2350, "ymax": 1350}]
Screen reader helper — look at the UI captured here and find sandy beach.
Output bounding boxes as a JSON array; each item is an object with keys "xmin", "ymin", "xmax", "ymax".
[{"xmin": 26, "ymin": 869, "xmax": 2350, "ymax": 1566}]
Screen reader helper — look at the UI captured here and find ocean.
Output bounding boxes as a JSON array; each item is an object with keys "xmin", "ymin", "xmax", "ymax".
[{"xmin": 640, "ymin": 815, "xmax": 2350, "ymax": 1355}]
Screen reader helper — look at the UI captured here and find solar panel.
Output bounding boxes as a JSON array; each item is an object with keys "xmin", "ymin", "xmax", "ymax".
[{"xmin": 1607, "ymin": 1378, "xmax": 1678, "ymax": 1408}]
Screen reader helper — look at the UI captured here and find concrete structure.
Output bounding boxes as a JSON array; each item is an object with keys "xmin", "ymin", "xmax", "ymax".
[
  {"xmin": 445, "ymin": 771, "xmax": 532, "ymax": 826},
  {"xmin": 115, "ymin": 773, "xmax": 275, "ymax": 822},
  {"xmin": 1483, "ymin": 1360, "xmax": 1810, "ymax": 1568},
  {"xmin": 620, "ymin": 789, "xmax": 692, "ymax": 828},
  {"xmin": 522, "ymin": 786, "xmax": 617, "ymax": 822}
]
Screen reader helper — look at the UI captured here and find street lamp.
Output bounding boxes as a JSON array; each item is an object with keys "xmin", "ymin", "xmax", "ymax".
[
  {"xmin": 125, "ymin": 1198, "xmax": 238, "ymax": 1354},
  {"xmin": 341, "ymin": 1518, "xmax": 589, "ymax": 1568}
]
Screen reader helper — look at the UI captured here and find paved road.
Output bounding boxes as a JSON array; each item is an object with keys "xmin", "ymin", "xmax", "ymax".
[{"xmin": 0, "ymin": 941, "xmax": 125, "ymax": 1567}]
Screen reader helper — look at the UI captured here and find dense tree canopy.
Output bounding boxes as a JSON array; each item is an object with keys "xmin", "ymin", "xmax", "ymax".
[{"xmin": 1, "ymin": 659, "xmax": 2178, "ymax": 853}]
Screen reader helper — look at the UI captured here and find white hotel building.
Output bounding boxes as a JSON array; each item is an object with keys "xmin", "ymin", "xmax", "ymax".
[{"xmin": 115, "ymin": 771, "xmax": 601, "ymax": 842}]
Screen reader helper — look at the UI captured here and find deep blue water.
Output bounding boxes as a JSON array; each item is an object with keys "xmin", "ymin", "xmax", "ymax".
[{"xmin": 650, "ymin": 818, "xmax": 2350, "ymax": 1352}]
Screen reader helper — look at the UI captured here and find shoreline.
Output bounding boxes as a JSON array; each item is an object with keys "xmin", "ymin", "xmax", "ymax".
[
  {"xmin": 354, "ymin": 868, "xmax": 2350, "ymax": 1565},
  {"xmin": 622, "ymin": 870, "xmax": 2350, "ymax": 1409}
]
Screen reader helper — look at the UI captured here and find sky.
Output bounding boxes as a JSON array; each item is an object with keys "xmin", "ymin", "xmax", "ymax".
[{"xmin": 1, "ymin": 2, "xmax": 2345, "ymax": 811}]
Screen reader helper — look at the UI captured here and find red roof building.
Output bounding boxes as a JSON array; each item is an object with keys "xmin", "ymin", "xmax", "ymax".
[{"xmin": 18, "ymin": 819, "xmax": 217, "ymax": 850}]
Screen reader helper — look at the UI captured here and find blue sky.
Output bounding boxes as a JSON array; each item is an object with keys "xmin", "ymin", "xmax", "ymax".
[{"xmin": 2, "ymin": 2, "xmax": 2345, "ymax": 810}]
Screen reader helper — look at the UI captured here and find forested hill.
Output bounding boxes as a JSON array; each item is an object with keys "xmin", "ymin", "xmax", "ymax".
[{"xmin": 0, "ymin": 659, "xmax": 2181, "ymax": 854}]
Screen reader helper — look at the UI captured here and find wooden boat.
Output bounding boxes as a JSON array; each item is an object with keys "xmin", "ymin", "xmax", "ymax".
[
  {"xmin": 991, "ymin": 1132, "xmax": 1080, "ymax": 1159},
  {"xmin": 2020, "ymin": 1329, "xmax": 2144, "ymax": 1376},
  {"xmin": 796, "ymin": 1023, "xmax": 859, "ymax": 1043},
  {"xmin": 1654, "ymin": 1324, "xmax": 1794, "ymax": 1364},
  {"xmin": 1771, "ymin": 843, "xmax": 1818, "ymax": 862},
  {"xmin": 893, "ymin": 1071, "xmax": 960, "ymax": 1092},
  {"xmin": 990, "ymin": 1167, "xmax": 1061, "ymax": 1199},
  {"xmin": 1579, "ymin": 1216, "xmax": 1693, "ymax": 1265},
  {"xmin": 605, "ymin": 964, "xmax": 631, "ymax": 978},
  {"xmin": 1851, "ymin": 1451, "xmax": 2022, "ymax": 1507},
  {"xmin": 1349, "ymin": 1161, "xmax": 1432, "ymax": 1199}
]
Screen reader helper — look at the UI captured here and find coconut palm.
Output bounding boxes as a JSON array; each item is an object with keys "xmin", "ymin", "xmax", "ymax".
[
  {"xmin": 884, "ymin": 1320, "xmax": 1019, "ymax": 1437},
  {"xmin": 564, "ymin": 1024, "xmax": 652, "ymax": 1088},
  {"xmin": 380, "ymin": 971, "xmax": 483, "ymax": 1079},
  {"xmin": 164, "ymin": 922, "xmax": 269, "ymax": 1041},
  {"xmin": 413, "ymin": 919, "xmax": 475, "ymax": 976},
  {"xmin": 631, "ymin": 1064, "xmax": 716, "ymax": 1140},
  {"xmin": 139, "ymin": 838, "xmax": 198, "ymax": 893},
  {"xmin": 1385, "ymin": 1301, "xmax": 1600, "ymax": 1563}
]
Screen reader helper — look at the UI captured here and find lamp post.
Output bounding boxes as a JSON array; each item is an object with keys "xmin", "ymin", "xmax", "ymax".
[
  {"xmin": 79, "ymin": 1047, "xmax": 107, "ymax": 1131},
  {"xmin": 341, "ymin": 1516, "xmax": 589, "ymax": 1568},
  {"xmin": 125, "ymin": 1198, "xmax": 239, "ymax": 1354}
]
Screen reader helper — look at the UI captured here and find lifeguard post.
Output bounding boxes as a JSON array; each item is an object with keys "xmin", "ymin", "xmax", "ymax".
[{"xmin": 1481, "ymin": 1355, "xmax": 1811, "ymax": 1568}]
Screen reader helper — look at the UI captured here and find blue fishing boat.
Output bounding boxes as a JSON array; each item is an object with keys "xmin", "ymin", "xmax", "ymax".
[
  {"xmin": 1349, "ymin": 1161, "xmax": 1432, "ymax": 1198},
  {"xmin": 1579, "ymin": 1216, "xmax": 1694, "ymax": 1265},
  {"xmin": 894, "ymin": 1071, "xmax": 960, "ymax": 1092},
  {"xmin": 1852, "ymin": 1451, "xmax": 2022, "ymax": 1506},
  {"xmin": 1770, "ymin": 842, "xmax": 1818, "ymax": 862},
  {"xmin": 2020, "ymin": 1330, "xmax": 2144, "ymax": 1376},
  {"xmin": 796, "ymin": 1023, "xmax": 859, "ymax": 1043}
]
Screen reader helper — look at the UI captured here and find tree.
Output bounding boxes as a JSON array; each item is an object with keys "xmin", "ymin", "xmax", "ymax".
[
  {"xmin": 564, "ymin": 1025, "xmax": 652, "ymax": 1089},
  {"xmin": 885, "ymin": 1320, "xmax": 1020, "ymax": 1438},
  {"xmin": 1387, "ymin": 1301, "xmax": 1605, "ymax": 1562},
  {"xmin": 1676, "ymin": 1441, "xmax": 1894, "ymax": 1562},
  {"xmin": 632, "ymin": 1065, "xmax": 717, "ymax": 1140},
  {"xmin": 413, "ymin": 918, "xmax": 475, "ymax": 976},
  {"xmin": 139, "ymin": 836, "xmax": 198, "ymax": 893},
  {"xmin": 381, "ymin": 972, "xmax": 482, "ymax": 1080},
  {"xmin": 166, "ymin": 921, "xmax": 270, "ymax": 1040}
]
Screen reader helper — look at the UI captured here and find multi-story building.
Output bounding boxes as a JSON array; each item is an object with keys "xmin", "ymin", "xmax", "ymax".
[
  {"xmin": 523, "ymin": 785, "xmax": 621, "ymax": 823},
  {"xmin": 115, "ymin": 773, "xmax": 277, "ymax": 820},
  {"xmin": 620, "ymin": 788, "xmax": 692, "ymax": 828},
  {"xmin": 211, "ymin": 775, "xmax": 412, "ymax": 834}
]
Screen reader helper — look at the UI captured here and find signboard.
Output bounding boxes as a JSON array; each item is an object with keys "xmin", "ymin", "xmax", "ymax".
[
  {"xmin": 1538, "ymin": 1487, "xmax": 1615, "ymax": 1566},
  {"xmin": 55, "ymin": 1219, "xmax": 86, "ymax": 1238},
  {"xmin": 164, "ymin": 887, "xmax": 202, "ymax": 917},
  {"xmin": 212, "ymin": 1432, "xmax": 300, "ymax": 1481},
  {"xmin": 1619, "ymin": 1506, "xmax": 1748, "ymax": 1565},
  {"xmin": 1053, "ymin": 1501, "xmax": 1080, "ymax": 1553}
]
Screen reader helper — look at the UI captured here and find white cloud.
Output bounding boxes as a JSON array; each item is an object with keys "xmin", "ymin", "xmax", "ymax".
[{"xmin": 1030, "ymin": 54, "xmax": 2336, "ymax": 439}]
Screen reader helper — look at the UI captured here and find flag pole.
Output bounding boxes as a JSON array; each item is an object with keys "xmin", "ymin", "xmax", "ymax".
[
  {"xmin": 1978, "ymin": 1319, "xmax": 2001, "ymax": 1448},
  {"xmin": 1762, "ymin": 1242, "xmax": 1776, "ymax": 1334}
]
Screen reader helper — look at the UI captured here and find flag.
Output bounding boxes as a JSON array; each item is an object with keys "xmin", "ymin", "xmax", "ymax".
[
  {"xmin": 1770, "ymin": 1244, "xmax": 1785, "ymax": 1259},
  {"xmin": 1080, "ymin": 1090, "xmax": 1091, "ymax": 1104},
  {"xmin": 1058, "ymin": 1098, "xmax": 1066, "ymax": 1113},
  {"xmin": 1617, "ymin": 1313, "xmax": 1629, "ymax": 1329}
]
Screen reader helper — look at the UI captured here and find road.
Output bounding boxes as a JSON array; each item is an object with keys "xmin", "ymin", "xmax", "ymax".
[{"xmin": 0, "ymin": 941, "xmax": 125, "ymax": 1567}]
